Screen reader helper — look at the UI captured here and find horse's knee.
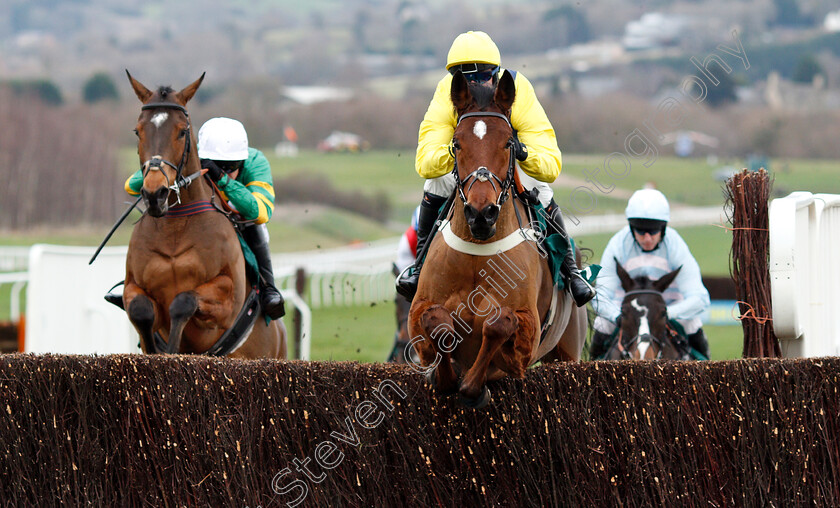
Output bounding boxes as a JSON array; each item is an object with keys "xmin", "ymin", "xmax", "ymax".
[
  {"xmin": 128, "ymin": 295, "xmax": 156, "ymax": 352},
  {"xmin": 495, "ymin": 310, "xmax": 536, "ymax": 377},
  {"xmin": 422, "ymin": 305, "xmax": 464, "ymax": 354},
  {"xmin": 170, "ymin": 291, "xmax": 198, "ymax": 322},
  {"xmin": 420, "ymin": 305, "xmax": 454, "ymax": 335},
  {"xmin": 483, "ymin": 307, "xmax": 517, "ymax": 342},
  {"xmin": 128, "ymin": 295, "xmax": 155, "ymax": 331}
]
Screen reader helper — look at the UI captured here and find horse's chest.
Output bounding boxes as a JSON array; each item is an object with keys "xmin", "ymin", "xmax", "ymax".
[{"xmin": 138, "ymin": 249, "xmax": 198, "ymax": 282}]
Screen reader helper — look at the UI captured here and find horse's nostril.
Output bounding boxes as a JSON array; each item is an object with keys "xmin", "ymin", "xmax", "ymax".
[
  {"xmin": 482, "ymin": 205, "xmax": 500, "ymax": 222},
  {"xmin": 464, "ymin": 204, "xmax": 479, "ymax": 224}
]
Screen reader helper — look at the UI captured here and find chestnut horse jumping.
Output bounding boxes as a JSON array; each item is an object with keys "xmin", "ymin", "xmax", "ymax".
[
  {"xmin": 408, "ymin": 70, "xmax": 587, "ymax": 408},
  {"xmin": 604, "ymin": 262, "xmax": 686, "ymax": 360},
  {"xmin": 122, "ymin": 72, "xmax": 285, "ymax": 358}
]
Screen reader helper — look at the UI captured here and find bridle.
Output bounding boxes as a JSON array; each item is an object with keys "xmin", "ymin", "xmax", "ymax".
[
  {"xmin": 451, "ymin": 111, "xmax": 516, "ymax": 208},
  {"xmin": 138, "ymin": 102, "xmax": 202, "ymax": 205},
  {"xmin": 614, "ymin": 289, "xmax": 669, "ymax": 360}
]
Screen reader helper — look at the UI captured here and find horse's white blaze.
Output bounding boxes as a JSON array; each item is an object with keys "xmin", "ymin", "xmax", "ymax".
[
  {"xmin": 151, "ymin": 112, "xmax": 168, "ymax": 128},
  {"xmin": 473, "ymin": 120, "xmax": 487, "ymax": 140},
  {"xmin": 638, "ymin": 338, "xmax": 650, "ymax": 358},
  {"xmin": 631, "ymin": 298, "xmax": 651, "ymax": 336}
]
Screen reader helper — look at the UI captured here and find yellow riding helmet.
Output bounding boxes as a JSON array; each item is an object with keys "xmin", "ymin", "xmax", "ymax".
[{"xmin": 446, "ymin": 31, "xmax": 501, "ymax": 70}]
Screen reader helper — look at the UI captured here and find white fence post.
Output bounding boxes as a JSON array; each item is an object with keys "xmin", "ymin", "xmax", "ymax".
[{"xmin": 769, "ymin": 192, "xmax": 840, "ymax": 357}]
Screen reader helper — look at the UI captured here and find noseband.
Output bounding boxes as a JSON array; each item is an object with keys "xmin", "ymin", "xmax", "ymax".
[
  {"xmin": 452, "ymin": 111, "xmax": 516, "ymax": 207},
  {"xmin": 139, "ymin": 102, "xmax": 201, "ymax": 205},
  {"xmin": 616, "ymin": 289, "xmax": 669, "ymax": 359}
]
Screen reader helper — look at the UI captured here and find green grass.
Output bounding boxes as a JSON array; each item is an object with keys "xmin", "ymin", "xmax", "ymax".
[
  {"xmin": 561, "ymin": 155, "xmax": 840, "ymax": 210},
  {"xmin": 575, "ymin": 224, "xmax": 733, "ymax": 276},
  {"xmin": 267, "ymin": 149, "xmax": 423, "ymax": 221},
  {"xmin": 706, "ymin": 325, "xmax": 744, "ymax": 360},
  {"xmin": 306, "ymin": 302, "xmax": 396, "ymax": 363}
]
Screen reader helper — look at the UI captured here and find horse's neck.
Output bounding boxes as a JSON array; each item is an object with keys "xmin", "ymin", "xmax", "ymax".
[
  {"xmin": 176, "ymin": 167, "xmax": 213, "ymax": 204},
  {"xmin": 448, "ymin": 193, "xmax": 527, "ymax": 243}
]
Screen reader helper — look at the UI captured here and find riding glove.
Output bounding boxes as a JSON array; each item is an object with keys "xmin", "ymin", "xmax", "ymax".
[
  {"xmin": 201, "ymin": 158, "xmax": 224, "ymax": 182},
  {"xmin": 512, "ymin": 133, "xmax": 528, "ymax": 162}
]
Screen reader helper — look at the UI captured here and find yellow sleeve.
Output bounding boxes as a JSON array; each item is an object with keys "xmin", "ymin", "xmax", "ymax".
[
  {"xmin": 415, "ymin": 74, "xmax": 457, "ymax": 179},
  {"xmin": 510, "ymin": 73, "xmax": 562, "ymax": 182}
]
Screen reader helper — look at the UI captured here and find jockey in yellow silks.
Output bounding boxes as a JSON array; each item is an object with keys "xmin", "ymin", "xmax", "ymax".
[{"xmin": 396, "ymin": 30, "xmax": 595, "ymax": 307}]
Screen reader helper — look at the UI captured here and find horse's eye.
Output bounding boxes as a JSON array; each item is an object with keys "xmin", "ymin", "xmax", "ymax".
[
  {"xmin": 179, "ymin": 129, "xmax": 188, "ymax": 139},
  {"xmin": 133, "ymin": 129, "xmax": 139, "ymax": 137},
  {"xmin": 505, "ymin": 139, "xmax": 513, "ymax": 148},
  {"xmin": 452, "ymin": 140, "xmax": 460, "ymax": 150}
]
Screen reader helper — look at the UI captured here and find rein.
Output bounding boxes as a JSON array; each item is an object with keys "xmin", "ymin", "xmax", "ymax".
[
  {"xmin": 139, "ymin": 102, "xmax": 197, "ymax": 206},
  {"xmin": 452, "ymin": 111, "xmax": 516, "ymax": 209}
]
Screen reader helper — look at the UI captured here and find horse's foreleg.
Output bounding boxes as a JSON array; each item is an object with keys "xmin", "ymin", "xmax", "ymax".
[
  {"xmin": 192, "ymin": 274, "xmax": 236, "ymax": 326},
  {"xmin": 124, "ymin": 283, "xmax": 158, "ymax": 354},
  {"xmin": 460, "ymin": 307, "xmax": 518, "ymax": 403},
  {"xmin": 495, "ymin": 309, "xmax": 537, "ymax": 379},
  {"xmin": 420, "ymin": 305, "xmax": 460, "ymax": 395},
  {"xmin": 409, "ymin": 301, "xmax": 458, "ymax": 395},
  {"xmin": 166, "ymin": 291, "xmax": 199, "ymax": 354}
]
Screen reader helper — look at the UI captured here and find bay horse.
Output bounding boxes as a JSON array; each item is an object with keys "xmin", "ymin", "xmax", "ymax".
[
  {"xmin": 122, "ymin": 71, "xmax": 286, "ymax": 359},
  {"xmin": 408, "ymin": 70, "xmax": 587, "ymax": 408},
  {"xmin": 604, "ymin": 262, "xmax": 686, "ymax": 360}
]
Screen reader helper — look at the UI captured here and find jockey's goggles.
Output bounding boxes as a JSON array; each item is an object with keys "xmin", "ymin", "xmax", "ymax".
[
  {"xmin": 632, "ymin": 225, "xmax": 663, "ymax": 236},
  {"xmin": 449, "ymin": 64, "xmax": 499, "ymax": 83},
  {"xmin": 214, "ymin": 160, "xmax": 244, "ymax": 174},
  {"xmin": 629, "ymin": 218, "xmax": 666, "ymax": 236}
]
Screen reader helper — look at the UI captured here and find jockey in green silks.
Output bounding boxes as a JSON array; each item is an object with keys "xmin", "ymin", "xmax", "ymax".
[{"xmin": 122, "ymin": 117, "xmax": 285, "ymax": 319}]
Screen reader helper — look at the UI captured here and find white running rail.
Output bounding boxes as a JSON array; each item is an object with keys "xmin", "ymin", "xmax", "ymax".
[{"xmin": 769, "ymin": 192, "xmax": 840, "ymax": 357}]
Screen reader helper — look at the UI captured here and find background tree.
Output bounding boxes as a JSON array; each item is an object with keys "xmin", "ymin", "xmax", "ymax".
[
  {"xmin": 83, "ymin": 72, "xmax": 119, "ymax": 103},
  {"xmin": 791, "ymin": 54, "xmax": 824, "ymax": 84},
  {"xmin": 8, "ymin": 79, "xmax": 63, "ymax": 106},
  {"xmin": 689, "ymin": 70, "xmax": 738, "ymax": 108}
]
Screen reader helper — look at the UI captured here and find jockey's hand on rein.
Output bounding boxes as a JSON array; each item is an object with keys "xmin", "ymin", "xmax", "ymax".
[
  {"xmin": 201, "ymin": 158, "xmax": 224, "ymax": 182},
  {"xmin": 512, "ymin": 133, "xmax": 528, "ymax": 162}
]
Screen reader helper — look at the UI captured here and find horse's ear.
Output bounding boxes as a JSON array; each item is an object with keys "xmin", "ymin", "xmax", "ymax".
[
  {"xmin": 653, "ymin": 266, "xmax": 682, "ymax": 292},
  {"xmin": 494, "ymin": 69, "xmax": 515, "ymax": 113},
  {"xmin": 450, "ymin": 71, "xmax": 472, "ymax": 114},
  {"xmin": 126, "ymin": 70, "xmax": 152, "ymax": 103},
  {"xmin": 176, "ymin": 72, "xmax": 206, "ymax": 105},
  {"xmin": 615, "ymin": 258, "xmax": 634, "ymax": 292}
]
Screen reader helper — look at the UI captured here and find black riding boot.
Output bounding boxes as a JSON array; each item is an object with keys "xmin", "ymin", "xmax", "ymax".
[
  {"xmin": 396, "ymin": 192, "xmax": 448, "ymax": 300},
  {"xmin": 242, "ymin": 224, "xmax": 286, "ymax": 320},
  {"xmin": 546, "ymin": 201, "xmax": 596, "ymax": 307},
  {"xmin": 104, "ymin": 292, "xmax": 124, "ymax": 309},
  {"xmin": 687, "ymin": 328, "xmax": 710, "ymax": 360},
  {"xmin": 104, "ymin": 282, "xmax": 125, "ymax": 310},
  {"xmin": 590, "ymin": 330, "xmax": 613, "ymax": 360}
]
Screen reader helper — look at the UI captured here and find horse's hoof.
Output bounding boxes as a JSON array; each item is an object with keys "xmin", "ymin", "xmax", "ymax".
[
  {"xmin": 425, "ymin": 367, "xmax": 458, "ymax": 396},
  {"xmin": 459, "ymin": 385, "xmax": 491, "ymax": 409}
]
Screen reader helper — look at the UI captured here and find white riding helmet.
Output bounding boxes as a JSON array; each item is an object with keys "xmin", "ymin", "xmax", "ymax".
[
  {"xmin": 198, "ymin": 117, "xmax": 249, "ymax": 161},
  {"xmin": 625, "ymin": 189, "xmax": 670, "ymax": 222}
]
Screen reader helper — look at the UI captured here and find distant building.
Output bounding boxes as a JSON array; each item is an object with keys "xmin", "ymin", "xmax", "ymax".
[
  {"xmin": 280, "ymin": 86, "xmax": 354, "ymax": 106},
  {"xmin": 622, "ymin": 13, "xmax": 690, "ymax": 50},
  {"xmin": 757, "ymin": 71, "xmax": 840, "ymax": 111}
]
